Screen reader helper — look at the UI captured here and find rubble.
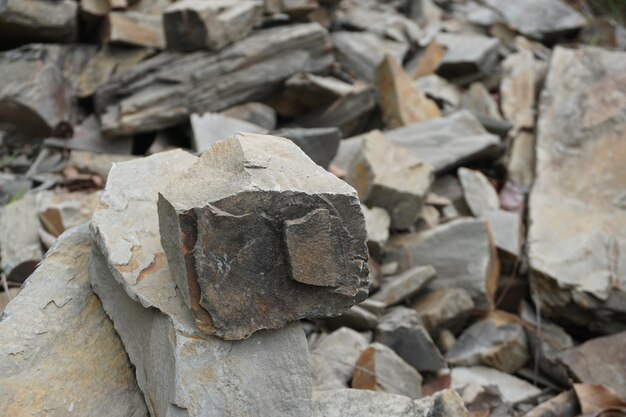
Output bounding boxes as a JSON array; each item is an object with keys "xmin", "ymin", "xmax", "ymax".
[
  {"xmin": 412, "ymin": 287, "xmax": 474, "ymax": 337},
  {"xmin": 0, "ymin": 0, "xmax": 78, "ymax": 46},
  {"xmin": 273, "ymin": 127, "xmax": 341, "ymax": 169},
  {"xmin": 371, "ymin": 266, "xmax": 436, "ymax": 307},
  {"xmin": 361, "ymin": 205, "xmax": 390, "ymax": 258},
  {"xmin": 457, "ymin": 167, "xmax": 499, "ymax": 217},
  {"xmin": 222, "ymin": 102, "xmax": 276, "ymax": 130},
  {"xmin": 105, "ymin": 11, "xmax": 165, "ymax": 48},
  {"xmin": 190, "ymin": 112, "xmax": 267, "ymax": 151},
  {"xmin": 450, "ymin": 366, "xmax": 541, "ymax": 404},
  {"xmin": 435, "ymin": 33, "xmax": 500, "ymax": 80},
  {"xmin": 36, "ymin": 190, "xmax": 102, "ymax": 237},
  {"xmin": 313, "ymin": 389, "xmax": 418, "ymax": 417}
]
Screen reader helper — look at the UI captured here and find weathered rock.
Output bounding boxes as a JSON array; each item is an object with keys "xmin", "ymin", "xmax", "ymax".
[
  {"xmin": 311, "ymin": 327, "xmax": 369, "ymax": 390},
  {"xmin": 461, "ymin": 82, "xmax": 503, "ymax": 122},
  {"xmin": 190, "ymin": 112, "xmax": 267, "ymax": 152},
  {"xmin": 528, "ymin": 47, "xmax": 626, "ymax": 333},
  {"xmin": 450, "ymin": 366, "xmax": 541, "ymax": 404},
  {"xmin": 36, "ymin": 190, "xmax": 102, "ymax": 237},
  {"xmin": 90, "ymin": 149, "xmax": 315, "ymax": 417},
  {"xmin": 385, "ymin": 218, "xmax": 500, "ymax": 310},
  {"xmin": 559, "ymin": 331, "xmax": 626, "ymax": 398},
  {"xmin": 523, "ymin": 390, "xmax": 578, "ymax": 417},
  {"xmin": 326, "ymin": 305, "xmax": 379, "ymax": 331},
  {"xmin": 0, "ymin": 225, "xmax": 147, "ymax": 417},
  {"xmin": 273, "ymin": 127, "xmax": 341, "ymax": 169},
  {"xmin": 482, "ymin": 209, "xmax": 523, "ymax": 259},
  {"xmin": 375, "ymin": 307, "xmax": 446, "ymax": 372},
  {"xmin": 222, "ymin": 102, "xmax": 277, "ymax": 130},
  {"xmin": 507, "ymin": 130, "xmax": 535, "ymax": 190},
  {"xmin": 0, "ymin": 0, "xmax": 77, "ymax": 47},
  {"xmin": 95, "ymin": 23, "xmax": 334, "ymax": 135},
  {"xmin": 345, "ymin": 130, "xmax": 433, "ymax": 230},
  {"xmin": 482, "ymin": 0, "xmax": 585, "ymax": 40},
  {"xmin": 435, "ymin": 33, "xmax": 499, "ymax": 80},
  {"xmin": 359, "ymin": 299, "xmax": 387, "ymax": 316},
  {"xmin": 67, "ymin": 150, "xmax": 136, "ymax": 181},
  {"xmin": 158, "ymin": 134, "xmax": 369, "ymax": 340},
  {"xmin": 313, "ymin": 389, "xmax": 417, "ymax": 417},
  {"xmin": 0, "ymin": 195, "xmax": 43, "ymax": 283},
  {"xmin": 371, "ymin": 266, "xmax": 436, "ymax": 307},
  {"xmin": 104, "ymin": 11, "xmax": 165, "ymax": 48},
  {"xmin": 412, "ymin": 287, "xmax": 474, "ymax": 337},
  {"xmin": 414, "ymin": 75, "xmax": 462, "ymax": 107},
  {"xmin": 361, "ymin": 205, "xmax": 390, "ymax": 258},
  {"xmin": 163, "ymin": 0, "xmax": 262, "ymax": 52},
  {"xmin": 410, "ymin": 41, "xmax": 447, "ymax": 80},
  {"xmin": 414, "ymin": 389, "xmax": 470, "ymax": 417},
  {"xmin": 332, "ymin": 31, "xmax": 408, "ymax": 83},
  {"xmin": 501, "ymin": 49, "xmax": 536, "ymax": 131},
  {"xmin": 353, "ymin": 342, "xmax": 423, "ymax": 399},
  {"xmin": 458, "ymin": 167, "xmax": 499, "ymax": 217},
  {"xmin": 446, "ymin": 312, "xmax": 529, "ymax": 373},
  {"xmin": 377, "ymin": 55, "xmax": 441, "ymax": 129}
]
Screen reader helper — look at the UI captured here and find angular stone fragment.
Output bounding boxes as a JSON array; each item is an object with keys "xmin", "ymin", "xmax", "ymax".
[
  {"xmin": 559, "ymin": 331, "xmax": 626, "ymax": 398},
  {"xmin": 67, "ymin": 150, "xmax": 136, "ymax": 181},
  {"xmin": 461, "ymin": 82, "xmax": 503, "ymax": 122},
  {"xmin": 523, "ymin": 390, "xmax": 578, "ymax": 417},
  {"xmin": 501, "ymin": 49, "xmax": 536, "ymax": 130},
  {"xmin": 222, "ymin": 102, "xmax": 277, "ymax": 130},
  {"xmin": 0, "ymin": 195, "xmax": 43, "ymax": 283},
  {"xmin": 90, "ymin": 150, "xmax": 315, "ymax": 417},
  {"xmin": 412, "ymin": 287, "xmax": 474, "ymax": 337},
  {"xmin": 371, "ymin": 266, "xmax": 436, "ymax": 307},
  {"xmin": 458, "ymin": 167, "xmax": 499, "ymax": 217},
  {"xmin": 375, "ymin": 307, "xmax": 445, "ymax": 372},
  {"xmin": 361, "ymin": 205, "xmax": 390, "ymax": 258},
  {"xmin": 326, "ymin": 305, "xmax": 378, "ymax": 331},
  {"xmin": 414, "ymin": 389, "xmax": 470, "ymax": 417},
  {"xmin": 36, "ymin": 190, "xmax": 102, "ymax": 237},
  {"xmin": 311, "ymin": 327, "xmax": 369, "ymax": 391},
  {"xmin": 190, "ymin": 112, "xmax": 267, "ymax": 152},
  {"xmin": 435, "ymin": 33, "xmax": 499, "ymax": 80},
  {"xmin": 163, "ymin": 0, "xmax": 262, "ymax": 52},
  {"xmin": 105, "ymin": 12, "xmax": 165, "ymax": 48},
  {"xmin": 483, "ymin": 0, "xmax": 585, "ymax": 40},
  {"xmin": 507, "ymin": 130, "xmax": 535, "ymax": 189},
  {"xmin": 446, "ymin": 312, "xmax": 529, "ymax": 373},
  {"xmin": 0, "ymin": 0, "xmax": 77, "ymax": 47},
  {"xmin": 450, "ymin": 366, "xmax": 541, "ymax": 404},
  {"xmin": 377, "ymin": 55, "xmax": 441, "ymax": 129},
  {"xmin": 353, "ymin": 342, "xmax": 423, "ymax": 399},
  {"xmin": 95, "ymin": 23, "xmax": 333, "ymax": 135},
  {"xmin": 528, "ymin": 47, "xmax": 626, "ymax": 333},
  {"xmin": 332, "ymin": 31, "xmax": 408, "ymax": 83},
  {"xmin": 273, "ymin": 127, "xmax": 341, "ymax": 169},
  {"xmin": 385, "ymin": 218, "xmax": 500, "ymax": 310},
  {"xmin": 0, "ymin": 225, "xmax": 147, "ymax": 417},
  {"xmin": 482, "ymin": 209, "xmax": 522, "ymax": 259},
  {"xmin": 410, "ymin": 41, "xmax": 447, "ymax": 80},
  {"xmin": 345, "ymin": 130, "xmax": 433, "ymax": 230},
  {"xmin": 313, "ymin": 389, "xmax": 417, "ymax": 417},
  {"xmin": 158, "ymin": 134, "xmax": 369, "ymax": 340},
  {"xmin": 414, "ymin": 74, "xmax": 462, "ymax": 107}
]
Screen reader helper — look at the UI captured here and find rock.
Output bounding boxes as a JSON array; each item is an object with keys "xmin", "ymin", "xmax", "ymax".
[
  {"xmin": 559, "ymin": 331, "xmax": 626, "ymax": 398},
  {"xmin": 104, "ymin": 11, "xmax": 165, "ymax": 48},
  {"xmin": 311, "ymin": 327, "xmax": 369, "ymax": 390},
  {"xmin": 361, "ymin": 205, "xmax": 390, "ymax": 258},
  {"xmin": 371, "ymin": 266, "xmax": 436, "ymax": 308},
  {"xmin": 158, "ymin": 134, "xmax": 369, "ymax": 340},
  {"xmin": 345, "ymin": 130, "xmax": 434, "ymax": 230},
  {"xmin": 528, "ymin": 47, "xmax": 626, "ymax": 333},
  {"xmin": 67, "ymin": 150, "xmax": 136, "ymax": 181},
  {"xmin": 0, "ymin": 195, "xmax": 43, "ymax": 283},
  {"xmin": 0, "ymin": 0, "xmax": 77, "ymax": 47},
  {"xmin": 482, "ymin": 209, "xmax": 523, "ymax": 259},
  {"xmin": 446, "ymin": 312, "xmax": 529, "ymax": 373},
  {"xmin": 414, "ymin": 75, "xmax": 462, "ymax": 107},
  {"xmin": 44, "ymin": 115, "xmax": 134, "ymax": 155},
  {"xmin": 332, "ymin": 31, "xmax": 408, "ymax": 83},
  {"xmin": 450, "ymin": 366, "xmax": 541, "ymax": 404},
  {"xmin": 377, "ymin": 55, "xmax": 441, "ymax": 129},
  {"xmin": 95, "ymin": 23, "xmax": 333, "ymax": 135},
  {"xmin": 523, "ymin": 390, "xmax": 578, "ymax": 417},
  {"xmin": 507, "ymin": 130, "xmax": 535, "ymax": 190},
  {"xmin": 0, "ymin": 174, "xmax": 31, "ymax": 205},
  {"xmin": 501, "ymin": 49, "xmax": 536, "ymax": 131},
  {"xmin": 222, "ymin": 102, "xmax": 277, "ymax": 130},
  {"xmin": 385, "ymin": 218, "xmax": 500, "ymax": 310},
  {"xmin": 359, "ymin": 299, "xmax": 387, "ymax": 316},
  {"xmin": 482, "ymin": 0, "xmax": 585, "ymax": 40},
  {"xmin": 313, "ymin": 389, "xmax": 417, "ymax": 417},
  {"xmin": 410, "ymin": 41, "xmax": 447, "ymax": 80},
  {"xmin": 326, "ymin": 305, "xmax": 379, "ymax": 331},
  {"xmin": 461, "ymin": 82, "xmax": 503, "ymax": 122},
  {"xmin": 353, "ymin": 342, "xmax": 423, "ymax": 399},
  {"xmin": 412, "ymin": 288, "xmax": 474, "ymax": 337},
  {"xmin": 190, "ymin": 112, "xmax": 267, "ymax": 152},
  {"xmin": 375, "ymin": 307, "xmax": 446, "ymax": 372},
  {"xmin": 435, "ymin": 33, "xmax": 499, "ymax": 80},
  {"xmin": 414, "ymin": 389, "xmax": 470, "ymax": 417},
  {"xmin": 90, "ymin": 149, "xmax": 315, "ymax": 417},
  {"xmin": 272, "ymin": 127, "xmax": 341, "ymax": 169},
  {"xmin": 0, "ymin": 225, "xmax": 147, "ymax": 417},
  {"xmin": 163, "ymin": 0, "xmax": 262, "ymax": 52},
  {"xmin": 458, "ymin": 167, "xmax": 499, "ymax": 217},
  {"xmin": 36, "ymin": 190, "xmax": 102, "ymax": 237}
]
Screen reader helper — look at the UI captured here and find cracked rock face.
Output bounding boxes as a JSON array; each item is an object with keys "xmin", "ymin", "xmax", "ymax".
[{"xmin": 158, "ymin": 133, "xmax": 369, "ymax": 340}]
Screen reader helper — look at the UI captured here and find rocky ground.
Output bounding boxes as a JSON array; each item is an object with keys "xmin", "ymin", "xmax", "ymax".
[{"xmin": 0, "ymin": 0, "xmax": 625, "ymax": 416}]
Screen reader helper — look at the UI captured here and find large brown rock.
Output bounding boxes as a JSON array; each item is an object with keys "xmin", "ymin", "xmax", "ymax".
[
  {"xmin": 528, "ymin": 46, "xmax": 626, "ymax": 333},
  {"xmin": 158, "ymin": 133, "xmax": 369, "ymax": 340}
]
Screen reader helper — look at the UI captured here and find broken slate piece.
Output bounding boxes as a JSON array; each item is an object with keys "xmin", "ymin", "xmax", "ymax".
[
  {"xmin": 190, "ymin": 112, "xmax": 267, "ymax": 152},
  {"xmin": 222, "ymin": 102, "xmax": 277, "ymax": 130},
  {"xmin": 273, "ymin": 127, "xmax": 341, "ymax": 169},
  {"xmin": 371, "ymin": 265, "xmax": 436, "ymax": 307},
  {"xmin": 163, "ymin": 0, "xmax": 262, "ymax": 52},
  {"xmin": 36, "ymin": 190, "xmax": 102, "ymax": 237},
  {"xmin": 361, "ymin": 205, "xmax": 390, "ymax": 259},
  {"xmin": 412, "ymin": 287, "xmax": 474, "ymax": 337},
  {"xmin": 457, "ymin": 167, "xmax": 500, "ymax": 217},
  {"xmin": 313, "ymin": 389, "xmax": 417, "ymax": 417},
  {"xmin": 158, "ymin": 133, "xmax": 369, "ymax": 340},
  {"xmin": 353, "ymin": 342, "xmax": 423, "ymax": 399},
  {"xmin": 345, "ymin": 130, "xmax": 434, "ymax": 230},
  {"xmin": 414, "ymin": 389, "xmax": 470, "ymax": 417},
  {"xmin": 90, "ymin": 149, "xmax": 315, "ymax": 417},
  {"xmin": 325, "ymin": 305, "xmax": 378, "ymax": 331},
  {"xmin": 67, "ymin": 150, "xmax": 136, "ymax": 181},
  {"xmin": 385, "ymin": 218, "xmax": 500, "ymax": 310},
  {"xmin": 435, "ymin": 33, "xmax": 500, "ymax": 80},
  {"xmin": 482, "ymin": 209, "xmax": 522, "ymax": 259},
  {"xmin": 375, "ymin": 307, "xmax": 446, "ymax": 372},
  {"xmin": 104, "ymin": 12, "xmax": 165, "ymax": 49},
  {"xmin": 0, "ymin": 225, "xmax": 147, "ymax": 417},
  {"xmin": 450, "ymin": 366, "xmax": 541, "ymax": 404},
  {"xmin": 414, "ymin": 74, "xmax": 462, "ymax": 107},
  {"xmin": 0, "ymin": 0, "xmax": 77, "ymax": 46}
]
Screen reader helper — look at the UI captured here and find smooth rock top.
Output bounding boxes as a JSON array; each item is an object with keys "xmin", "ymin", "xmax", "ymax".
[{"xmin": 158, "ymin": 133, "xmax": 369, "ymax": 340}]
